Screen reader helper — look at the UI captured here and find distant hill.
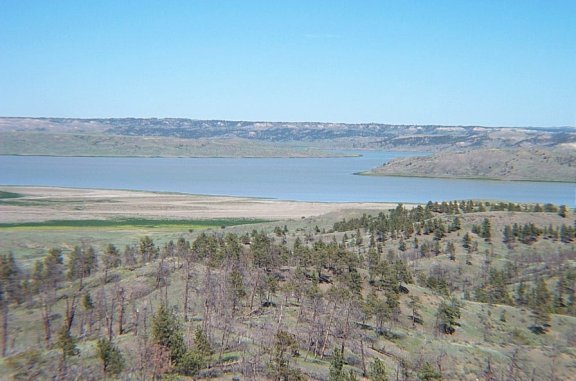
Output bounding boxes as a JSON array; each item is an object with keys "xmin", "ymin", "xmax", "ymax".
[
  {"xmin": 365, "ymin": 148, "xmax": 576, "ymax": 182},
  {"xmin": 0, "ymin": 117, "xmax": 574, "ymax": 156}
]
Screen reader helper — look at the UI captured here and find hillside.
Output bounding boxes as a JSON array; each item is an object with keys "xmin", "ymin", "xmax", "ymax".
[
  {"xmin": 0, "ymin": 131, "xmax": 339, "ymax": 158},
  {"xmin": 1, "ymin": 117, "xmax": 574, "ymax": 157},
  {"xmin": 0, "ymin": 189, "xmax": 575, "ymax": 380},
  {"xmin": 366, "ymin": 148, "xmax": 576, "ymax": 182}
]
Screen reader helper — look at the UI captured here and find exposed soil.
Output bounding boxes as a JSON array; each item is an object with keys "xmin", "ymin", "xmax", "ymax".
[{"xmin": 0, "ymin": 186, "xmax": 398, "ymax": 223}]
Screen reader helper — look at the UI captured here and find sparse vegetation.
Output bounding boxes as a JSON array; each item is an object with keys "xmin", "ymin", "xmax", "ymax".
[
  {"xmin": 2, "ymin": 117, "xmax": 575, "ymax": 157},
  {"xmin": 0, "ymin": 196, "xmax": 574, "ymax": 380},
  {"xmin": 366, "ymin": 148, "xmax": 576, "ymax": 182}
]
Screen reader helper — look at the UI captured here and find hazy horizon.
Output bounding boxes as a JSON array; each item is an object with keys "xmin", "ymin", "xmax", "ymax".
[{"xmin": 1, "ymin": 115, "xmax": 574, "ymax": 129}]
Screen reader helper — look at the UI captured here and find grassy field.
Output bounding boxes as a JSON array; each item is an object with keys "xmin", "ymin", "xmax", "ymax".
[
  {"xmin": 0, "ymin": 217, "xmax": 269, "ymax": 230},
  {"xmin": 0, "ymin": 217, "xmax": 270, "ymax": 268}
]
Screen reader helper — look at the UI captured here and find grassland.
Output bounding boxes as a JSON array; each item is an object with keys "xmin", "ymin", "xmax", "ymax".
[{"xmin": 0, "ymin": 217, "xmax": 269, "ymax": 230}]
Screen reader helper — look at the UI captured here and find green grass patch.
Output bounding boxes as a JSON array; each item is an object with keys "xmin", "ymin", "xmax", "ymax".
[
  {"xmin": 0, "ymin": 191, "xmax": 23, "ymax": 199},
  {"xmin": 0, "ymin": 217, "xmax": 271, "ymax": 230}
]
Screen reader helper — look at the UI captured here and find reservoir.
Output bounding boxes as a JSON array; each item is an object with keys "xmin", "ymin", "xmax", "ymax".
[{"xmin": 0, "ymin": 152, "xmax": 573, "ymax": 206}]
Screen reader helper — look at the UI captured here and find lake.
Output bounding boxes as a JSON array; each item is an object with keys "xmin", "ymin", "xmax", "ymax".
[{"xmin": 0, "ymin": 152, "xmax": 573, "ymax": 206}]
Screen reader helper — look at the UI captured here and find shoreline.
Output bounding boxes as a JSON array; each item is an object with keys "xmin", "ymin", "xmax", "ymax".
[
  {"xmin": 356, "ymin": 171, "xmax": 576, "ymax": 184},
  {"xmin": 0, "ymin": 185, "xmax": 403, "ymax": 223},
  {"xmin": 0, "ymin": 152, "xmax": 359, "ymax": 159}
]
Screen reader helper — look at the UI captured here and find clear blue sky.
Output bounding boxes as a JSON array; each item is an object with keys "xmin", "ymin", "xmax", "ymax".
[{"xmin": 0, "ymin": 1, "xmax": 574, "ymax": 126}]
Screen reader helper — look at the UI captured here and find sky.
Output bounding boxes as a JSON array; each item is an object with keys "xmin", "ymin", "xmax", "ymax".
[{"xmin": 0, "ymin": 1, "xmax": 575, "ymax": 127}]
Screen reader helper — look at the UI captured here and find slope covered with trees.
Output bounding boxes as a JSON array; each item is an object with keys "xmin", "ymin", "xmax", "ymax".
[{"xmin": 0, "ymin": 200, "xmax": 574, "ymax": 380}]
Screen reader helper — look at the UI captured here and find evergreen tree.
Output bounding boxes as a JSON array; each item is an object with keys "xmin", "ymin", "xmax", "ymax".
[
  {"xmin": 481, "ymin": 218, "xmax": 492, "ymax": 242},
  {"xmin": 398, "ymin": 238, "xmax": 407, "ymax": 252},
  {"xmin": 193, "ymin": 327, "xmax": 213, "ymax": 361},
  {"xmin": 418, "ymin": 361, "xmax": 442, "ymax": 380},
  {"xmin": 515, "ymin": 281, "xmax": 526, "ymax": 306},
  {"xmin": 386, "ymin": 289, "xmax": 401, "ymax": 321},
  {"xmin": 97, "ymin": 338, "xmax": 125, "ymax": 376},
  {"xmin": 355, "ymin": 228, "xmax": 363, "ymax": 246},
  {"xmin": 0, "ymin": 253, "xmax": 22, "ymax": 357},
  {"xmin": 103, "ymin": 243, "xmax": 121, "ymax": 270},
  {"xmin": 228, "ymin": 266, "xmax": 246, "ymax": 312},
  {"xmin": 436, "ymin": 298, "xmax": 461, "ymax": 334},
  {"xmin": 529, "ymin": 277, "xmax": 552, "ymax": 333},
  {"xmin": 450, "ymin": 216, "xmax": 461, "ymax": 232},
  {"xmin": 44, "ymin": 248, "xmax": 64, "ymax": 290},
  {"xmin": 56, "ymin": 325, "xmax": 79, "ymax": 361},
  {"xmin": 462, "ymin": 233, "xmax": 471, "ymax": 249},
  {"xmin": 503, "ymin": 225, "xmax": 514, "ymax": 247},
  {"xmin": 177, "ymin": 328, "xmax": 213, "ymax": 376},
  {"xmin": 272, "ymin": 330, "xmax": 299, "ymax": 381},
  {"xmin": 67, "ymin": 245, "xmax": 98, "ymax": 281},
  {"xmin": 406, "ymin": 295, "xmax": 422, "ymax": 327},
  {"xmin": 329, "ymin": 346, "xmax": 345, "ymax": 381},
  {"xmin": 446, "ymin": 241, "xmax": 456, "ymax": 261},
  {"xmin": 367, "ymin": 248, "xmax": 380, "ymax": 282},
  {"xmin": 151, "ymin": 303, "xmax": 186, "ymax": 365},
  {"xmin": 0, "ymin": 253, "xmax": 22, "ymax": 303},
  {"xmin": 139, "ymin": 236, "xmax": 158, "ymax": 263},
  {"xmin": 432, "ymin": 240, "xmax": 441, "ymax": 256},
  {"xmin": 369, "ymin": 358, "xmax": 389, "ymax": 381}
]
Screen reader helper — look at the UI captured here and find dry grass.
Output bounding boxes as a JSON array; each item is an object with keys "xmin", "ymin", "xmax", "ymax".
[{"xmin": 0, "ymin": 186, "xmax": 398, "ymax": 223}]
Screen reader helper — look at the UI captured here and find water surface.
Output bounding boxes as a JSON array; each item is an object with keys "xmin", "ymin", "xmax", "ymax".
[{"xmin": 0, "ymin": 152, "xmax": 573, "ymax": 206}]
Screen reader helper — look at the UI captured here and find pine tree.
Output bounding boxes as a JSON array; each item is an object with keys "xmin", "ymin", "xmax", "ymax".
[
  {"xmin": 436, "ymin": 298, "xmax": 461, "ymax": 334},
  {"xmin": 367, "ymin": 248, "xmax": 380, "ymax": 282},
  {"xmin": 193, "ymin": 327, "xmax": 213, "ymax": 360},
  {"xmin": 44, "ymin": 248, "xmax": 64, "ymax": 290},
  {"xmin": 151, "ymin": 303, "xmax": 186, "ymax": 365},
  {"xmin": 139, "ymin": 236, "xmax": 158, "ymax": 263},
  {"xmin": 103, "ymin": 244, "xmax": 121, "ymax": 269},
  {"xmin": 446, "ymin": 241, "xmax": 456, "ymax": 261},
  {"xmin": 329, "ymin": 346, "xmax": 345, "ymax": 381},
  {"xmin": 0, "ymin": 253, "xmax": 22, "ymax": 357},
  {"xmin": 418, "ymin": 361, "xmax": 442, "ymax": 380},
  {"xmin": 503, "ymin": 225, "xmax": 514, "ymax": 247},
  {"xmin": 369, "ymin": 358, "xmax": 389, "ymax": 381},
  {"xmin": 450, "ymin": 216, "xmax": 461, "ymax": 232},
  {"xmin": 481, "ymin": 218, "xmax": 492, "ymax": 242},
  {"xmin": 68, "ymin": 245, "xmax": 97, "ymax": 281},
  {"xmin": 97, "ymin": 338, "xmax": 125, "ymax": 376},
  {"xmin": 272, "ymin": 330, "xmax": 299, "ymax": 380},
  {"xmin": 398, "ymin": 238, "xmax": 407, "ymax": 252},
  {"xmin": 406, "ymin": 295, "xmax": 422, "ymax": 327},
  {"xmin": 56, "ymin": 325, "xmax": 79, "ymax": 361},
  {"xmin": 515, "ymin": 281, "xmax": 526, "ymax": 306},
  {"xmin": 462, "ymin": 232, "xmax": 471, "ymax": 249},
  {"xmin": 530, "ymin": 277, "xmax": 552, "ymax": 333},
  {"xmin": 177, "ymin": 327, "xmax": 213, "ymax": 376},
  {"xmin": 228, "ymin": 265, "xmax": 246, "ymax": 312}
]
